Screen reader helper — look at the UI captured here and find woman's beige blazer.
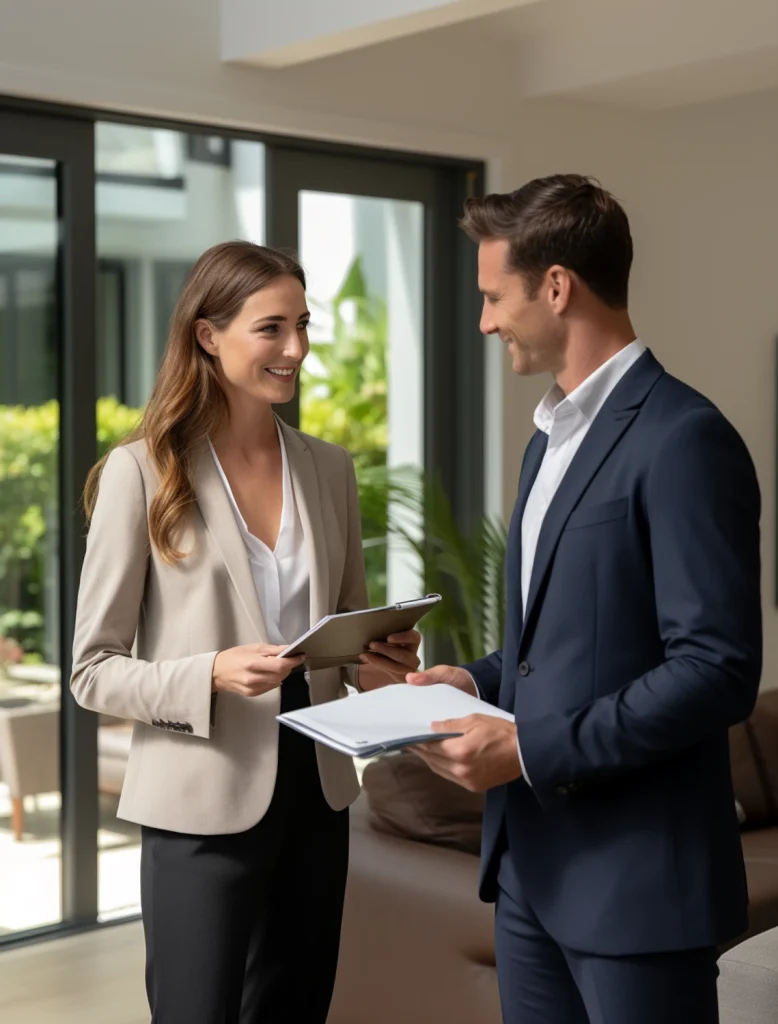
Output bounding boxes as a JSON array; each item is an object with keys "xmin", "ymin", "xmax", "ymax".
[{"xmin": 71, "ymin": 419, "xmax": 368, "ymax": 834}]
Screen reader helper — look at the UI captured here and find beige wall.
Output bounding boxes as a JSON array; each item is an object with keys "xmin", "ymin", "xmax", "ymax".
[
  {"xmin": 0, "ymin": 0, "xmax": 511, "ymax": 157},
  {"xmin": 497, "ymin": 90, "xmax": 778, "ymax": 687},
  {"xmin": 2, "ymin": 0, "xmax": 777, "ymax": 685}
]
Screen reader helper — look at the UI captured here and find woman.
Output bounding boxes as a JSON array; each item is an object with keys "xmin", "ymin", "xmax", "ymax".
[{"xmin": 71, "ymin": 241, "xmax": 421, "ymax": 1023}]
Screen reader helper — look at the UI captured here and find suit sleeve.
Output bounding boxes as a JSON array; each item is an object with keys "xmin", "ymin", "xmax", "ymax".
[
  {"xmin": 463, "ymin": 652, "xmax": 504, "ymax": 705},
  {"xmin": 337, "ymin": 448, "xmax": 370, "ymax": 690},
  {"xmin": 70, "ymin": 446, "xmax": 217, "ymax": 739},
  {"xmin": 517, "ymin": 408, "xmax": 762, "ymax": 799}
]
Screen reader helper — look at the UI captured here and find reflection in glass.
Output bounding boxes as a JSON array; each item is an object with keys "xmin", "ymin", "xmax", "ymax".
[{"xmin": 0, "ymin": 155, "xmax": 62, "ymax": 936}]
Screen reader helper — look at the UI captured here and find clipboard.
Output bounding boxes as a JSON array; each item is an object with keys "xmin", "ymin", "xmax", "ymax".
[
  {"xmin": 279, "ymin": 594, "xmax": 441, "ymax": 670},
  {"xmin": 277, "ymin": 681, "xmax": 514, "ymax": 757}
]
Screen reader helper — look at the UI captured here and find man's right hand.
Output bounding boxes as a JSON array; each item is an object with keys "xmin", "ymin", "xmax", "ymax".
[
  {"xmin": 212, "ymin": 644, "xmax": 305, "ymax": 697},
  {"xmin": 405, "ymin": 664, "xmax": 478, "ymax": 698}
]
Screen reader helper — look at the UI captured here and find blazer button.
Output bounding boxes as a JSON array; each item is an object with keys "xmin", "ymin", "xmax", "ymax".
[
  {"xmin": 518, "ymin": 661, "xmax": 531, "ymax": 677},
  {"xmin": 555, "ymin": 786, "xmax": 569, "ymax": 797}
]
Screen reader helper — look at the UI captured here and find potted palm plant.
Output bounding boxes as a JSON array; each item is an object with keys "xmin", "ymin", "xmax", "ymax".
[{"xmin": 359, "ymin": 464, "xmax": 508, "ymax": 664}]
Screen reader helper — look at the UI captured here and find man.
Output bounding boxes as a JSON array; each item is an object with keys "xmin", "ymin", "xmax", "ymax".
[{"xmin": 407, "ymin": 174, "xmax": 762, "ymax": 1023}]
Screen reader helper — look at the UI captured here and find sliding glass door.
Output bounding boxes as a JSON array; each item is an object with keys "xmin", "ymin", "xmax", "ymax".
[
  {"xmin": 92, "ymin": 122, "xmax": 267, "ymax": 921},
  {"xmin": 0, "ymin": 98, "xmax": 484, "ymax": 945},
  {"xmin": 0, "ymin": 107, "xmax": 97, "ymax": 939},
  {"xmin": 267, "ymin": 147, "xmax": 484, "ymax": 630}
]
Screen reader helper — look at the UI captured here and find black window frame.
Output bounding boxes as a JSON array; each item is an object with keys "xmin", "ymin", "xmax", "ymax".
[
  {"xmin": 96, "ymin": 258, "xmax": 129, "ymax": 404},
  {"xmin": 0, "ymin": 252, "xmax": 59, "ymax": 405},
  {"xmin": 0, "ymin": 102, "xmax": 98, "ymax": 944}
]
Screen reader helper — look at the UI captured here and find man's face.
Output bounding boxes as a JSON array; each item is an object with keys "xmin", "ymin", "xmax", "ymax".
[{"xmin": 478, "ymin": 239, "xmax": 565, "ymax": 378}]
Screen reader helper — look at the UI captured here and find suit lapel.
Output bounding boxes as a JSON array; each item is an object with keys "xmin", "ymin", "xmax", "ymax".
[
  {"xmin": 499, "ymin": 430, "xmax": 547, "ymax": 707},
  {"xmin": 278, "ymin": 418, "xmax": 330, "ymax": 631},
  {"xmin": 520, "ymin": 350, "xmax": 664, "ymax": 644},
  {"xmin": 507, "ymin": 431, "xmax": 547, "ymax": 632},
  {"xmin": 193, "ymin": 443, "xmax": 269, "ymax": 643}
]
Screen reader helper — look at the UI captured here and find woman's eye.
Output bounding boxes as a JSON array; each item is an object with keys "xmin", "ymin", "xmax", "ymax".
[
  {"xmin": 259, "ymin": 324, "xmax": 278, "ymax": 335},
  {"xmin": 298, "ymin": 321, "xmax": 311, "ymax": 332}
]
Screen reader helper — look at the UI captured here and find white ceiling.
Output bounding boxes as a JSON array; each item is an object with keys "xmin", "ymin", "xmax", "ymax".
[
  {"xmin": 477, "ymin": 0, "xmax": 778, "ymax": 109},
  {"xmin": 226, "ymin": 0, "xmax": 778, "ymax": 110}
]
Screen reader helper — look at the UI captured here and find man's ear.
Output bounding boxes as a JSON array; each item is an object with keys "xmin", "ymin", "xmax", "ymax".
[
  {"xmin": 194, "ymin": 319, "xmax": 218, "ymax": 356},
  {"xmin": 547, "ymin": 266, "xmax": 572, "ymax": 314}
]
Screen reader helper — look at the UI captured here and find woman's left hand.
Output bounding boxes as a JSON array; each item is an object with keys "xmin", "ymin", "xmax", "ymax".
[{"xmin": 358, "ymin": 630, "xmax": 422, "ymax": 688}]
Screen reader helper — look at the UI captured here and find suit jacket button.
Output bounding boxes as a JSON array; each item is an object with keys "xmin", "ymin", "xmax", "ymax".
[
  {"xmin": 518, "ymin": 661, "xmax": 530, "ymax": 677},
  {"xmin": 556, "ymin": 786, "xmax": 569, "ymax": 796}
]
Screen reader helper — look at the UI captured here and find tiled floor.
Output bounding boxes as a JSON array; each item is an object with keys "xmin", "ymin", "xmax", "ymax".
[{"xmin": 0, "ymin": 922, "xmax": 148, "ymax": 1024}]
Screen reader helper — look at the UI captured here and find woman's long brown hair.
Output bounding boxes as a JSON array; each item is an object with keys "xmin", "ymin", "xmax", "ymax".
[{"xmin": 84, "ymin": 240, "xmax": 306, "ymax": 564}]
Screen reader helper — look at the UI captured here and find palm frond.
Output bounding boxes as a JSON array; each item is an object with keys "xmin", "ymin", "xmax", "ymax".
[{"xmin": 373, "ymin": 465, "xmax": 509, "ymax": 663}]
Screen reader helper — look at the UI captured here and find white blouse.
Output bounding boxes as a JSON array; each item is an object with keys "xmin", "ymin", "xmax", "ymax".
[{"xmin": 209, "ymin": 423, "xmax": 310, "ymax": 647}]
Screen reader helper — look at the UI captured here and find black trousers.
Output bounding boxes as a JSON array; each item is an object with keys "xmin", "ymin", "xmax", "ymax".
[
  {"xmin": 140, "ymin": 673, "xmax": 350, "ymax": 1024},
  {"xmin": 495, "ymin": 861, "xmax": 720, "ymax": 1024}
]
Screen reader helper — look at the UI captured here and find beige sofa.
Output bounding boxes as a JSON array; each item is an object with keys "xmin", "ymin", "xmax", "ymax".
[
  {"xmin": 0, "ymin": 699, "xmax": 59, "ymax": 841},
  {"xmin": 330, "ymin": 792, "xmax": 500, "ymax": 1024},
  {"xmin": 718, "ymin": 927, "xmax": 778, "ymax": 1023},
  {"xmin": 330, "ymin": 689, "xmax": 778, "ymax": 1024}
]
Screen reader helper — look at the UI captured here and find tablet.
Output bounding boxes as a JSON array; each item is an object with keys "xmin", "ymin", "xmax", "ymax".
[{"xmin": 279, "ymin": 594, "xmax": 442, "ymax": 670}]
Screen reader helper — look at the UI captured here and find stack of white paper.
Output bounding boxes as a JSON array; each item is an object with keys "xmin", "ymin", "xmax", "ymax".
[{"xmin": 277, "ymin": 682, "xmax": 514, "ymax": 757}]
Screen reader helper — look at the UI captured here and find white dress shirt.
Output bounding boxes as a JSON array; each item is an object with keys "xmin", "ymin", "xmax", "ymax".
[
  {"xmin": 209, "ymin": 422, "xmax": 310, "ymax": 647},
  {"xmin": 472, "ymin": 340, "xmax": 646, "ymax": 783}
]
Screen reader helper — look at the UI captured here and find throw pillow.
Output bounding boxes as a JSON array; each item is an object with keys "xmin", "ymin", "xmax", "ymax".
[{"xmin": 362, "ymin": 751, "xmax": 484, "ymax": 855}]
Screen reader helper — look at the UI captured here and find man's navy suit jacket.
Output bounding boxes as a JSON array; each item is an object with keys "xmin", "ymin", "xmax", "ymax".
[{"xmin": 466, "ymin": 349, "xmax": 762, "ymax": 956}]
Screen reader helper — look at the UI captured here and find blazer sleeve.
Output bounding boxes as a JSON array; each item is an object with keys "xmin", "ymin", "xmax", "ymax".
[
  {"xmin": 336, "ymin": 448, "xmax": 370, "ymax": 691},
  {"xmin": 70, "ymin": 446, "xmax": 217, "ymax": 739},
  {"xmin": 517, "ymin": 408, "xmax": 762, "ymax": 800}
]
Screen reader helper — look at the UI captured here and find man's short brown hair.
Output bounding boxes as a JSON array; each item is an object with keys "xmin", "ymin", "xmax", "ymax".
[{"xmin": 460, "ymin": 174, "xmax": 633, "ymax": 309}]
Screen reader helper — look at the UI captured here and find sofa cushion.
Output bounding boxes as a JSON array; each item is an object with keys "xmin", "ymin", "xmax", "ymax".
[
  {"xmin": 362, "ymin": 752, "xmax": 483, "ymax": 855},
  {"xmin": 730, "ymin": 690, "xmax": 778, "ymax": 828},
  {"xmin": 718, "ymin": 925, "xmax": 778, "ymax": 1024},
  {"xmin": 738, "ymin": 827, "xmax": 778, "ymax": 942}
]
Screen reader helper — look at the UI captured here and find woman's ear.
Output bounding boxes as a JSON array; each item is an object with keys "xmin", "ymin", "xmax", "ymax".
[{"xmin": 195, "ymin": 319, "xmax": 218, "ymax": 357}]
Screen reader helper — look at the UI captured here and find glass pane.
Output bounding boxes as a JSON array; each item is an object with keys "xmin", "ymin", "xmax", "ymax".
[
  {"xmin": 298, "ymin": 191, "xmax": 424, "ymax": 608},
  {"xmin": 0, "ymin": 155, "xmax": 62, "ymax": 936},
  {"xmin": 94, "ymin": 123, "xmax": 266, "ymax": 922}
]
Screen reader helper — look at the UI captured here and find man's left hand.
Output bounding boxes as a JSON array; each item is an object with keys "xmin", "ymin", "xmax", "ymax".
[{"xmin": 412, "ymin": 715, "xmax": 522, "ymax": 792}]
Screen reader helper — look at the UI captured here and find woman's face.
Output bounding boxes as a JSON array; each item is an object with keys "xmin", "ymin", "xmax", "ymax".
[{"xmin": 196, "ymin": 275, "xmax": 310, "ymax": 406}]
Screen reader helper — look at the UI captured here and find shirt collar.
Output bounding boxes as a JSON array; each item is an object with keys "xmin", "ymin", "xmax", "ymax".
[{"xmin": 534, "ymin": 339, "xmax": 646, "ymax": 446}]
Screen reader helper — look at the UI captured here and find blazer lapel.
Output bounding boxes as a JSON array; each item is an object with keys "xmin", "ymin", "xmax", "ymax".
[
  {"xmin": 278, "ymin": 418, "xmax": 330, "ymax": 632},
  {"xmin": 520, "ymin": 350, "xmax": 664, "ymax": 644},
  {"xmin": 192, "ymin": 443, "xmax": 269, "ymax": 643}
]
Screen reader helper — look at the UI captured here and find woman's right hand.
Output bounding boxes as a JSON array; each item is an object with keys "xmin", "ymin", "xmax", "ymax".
[{"xmin": 211, "ymin": 644, "xmax": 305, "ymax": 697}]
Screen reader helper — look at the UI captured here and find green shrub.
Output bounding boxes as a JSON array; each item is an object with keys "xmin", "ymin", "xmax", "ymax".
[
  {"xmin": 300, "ymin": 255, "xmax": 390, "ymax": 607},
  {"xmin": 0, "ymin": 397, "xmax": 142, "ymax": 658}
]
